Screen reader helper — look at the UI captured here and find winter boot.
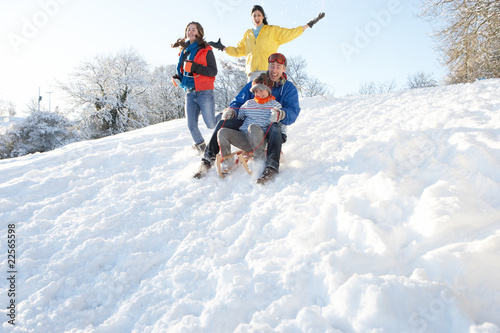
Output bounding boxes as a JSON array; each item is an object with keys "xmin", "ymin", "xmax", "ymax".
[
  {"xmin": 193, "ymin": 159, "xmax": 212, "ymax": 179},
  {"xmin": 220, "ymin": 159, "xmax": 232, "ymax": 177},
  {"xmin": 256, "ymin": 167, "xmax": 278, "ymax": 185},
  {"xmin": 192, "ymin": 141, "xmax": 207, "ymax": 155}
]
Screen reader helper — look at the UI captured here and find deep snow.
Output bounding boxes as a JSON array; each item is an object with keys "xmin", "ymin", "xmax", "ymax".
[{"xmin": 1, "ymin": 79, "xmax": 500, "ymax": 332}]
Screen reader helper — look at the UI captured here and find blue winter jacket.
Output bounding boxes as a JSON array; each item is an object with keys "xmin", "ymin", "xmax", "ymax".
[{"xmin": 229, "ymin": 77, "xmax": 300, "ymax": 126}]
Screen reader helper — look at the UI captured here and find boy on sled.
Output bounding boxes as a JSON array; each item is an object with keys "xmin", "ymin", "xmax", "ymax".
[{"xmin": 216, "ymin": 73, "xmax": 283, "ymax": 176}]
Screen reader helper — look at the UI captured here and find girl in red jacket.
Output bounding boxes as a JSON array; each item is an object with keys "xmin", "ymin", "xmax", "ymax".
[{"xmin": 172, "ymin": 22, "xmax": 218, "ymax": 153}]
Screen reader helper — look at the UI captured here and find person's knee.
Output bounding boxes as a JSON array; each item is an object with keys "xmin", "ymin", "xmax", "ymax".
[
  {"xmin": 214, "ymin": 119, "xmax": 225, "ymax": 131},
  {"xmin": 217, "ymin": 128, "xmax": 229, "ymax": 141},
  {"xmin": 206, "ymin": 119, "xmax": 216, "ymax": 129},
  {"xmin": 248, "ymin": 124, "xmax": 264, "ymax": 136},
  {"xmin": 269, "ymin": 123, "xmax": 281, "ymax": 134},
  {"xmin": 267, "ymin": 125, "xmax": 282, "ymax": 142}
]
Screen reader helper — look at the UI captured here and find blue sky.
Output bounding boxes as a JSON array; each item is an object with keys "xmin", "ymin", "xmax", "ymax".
[{"xmin": 0, "ymin": 0, "xmax": 445, "ymax": 113}]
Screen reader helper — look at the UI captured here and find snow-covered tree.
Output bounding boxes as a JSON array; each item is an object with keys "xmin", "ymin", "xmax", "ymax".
[
  {"xmin": 421, "ymin": 0, "xmax": 500, "ymax": 83},
  {"xmin": 147, "ymin": 65, "xmax": 185, "ymax": 124},
  {"xmin": 0, "ymin": 135, "xmax": 11, "ymax": 159},
  {"xmin": 58, "ymin": 48, "xmax": 152, "ymax": 138},
  {"xmin": 2, "ymin": 111, "xmax": 79, "ymax": 158}
]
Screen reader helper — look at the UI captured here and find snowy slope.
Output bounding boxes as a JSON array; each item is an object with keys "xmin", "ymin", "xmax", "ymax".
[{"xmin": 1, "ymin": 79, "xmax": 500, "ymax": 333}]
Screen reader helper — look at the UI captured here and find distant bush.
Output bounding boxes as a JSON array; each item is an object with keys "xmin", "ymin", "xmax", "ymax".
[
  {"xmin": 0, "ymin": 111, "xmax": 80, "ymax": 159},
  {"xmin": 358, "ymin": 80, "xmax": 397, "ymax": 95},
  {"xmin": 406, "ymin": 72, "xmax": 438, "ymax": 89}
]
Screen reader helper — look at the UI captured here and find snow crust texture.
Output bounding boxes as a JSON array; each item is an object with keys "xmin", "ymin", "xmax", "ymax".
[{"xmin": 1, "ymin": 79, "xmax": 500, "ymax": 332}]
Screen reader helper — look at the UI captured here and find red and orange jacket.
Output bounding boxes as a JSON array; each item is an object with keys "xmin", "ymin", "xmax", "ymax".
[{"xmin": 177, "ymin": 43, "xmax": 217, "ymax": 92}]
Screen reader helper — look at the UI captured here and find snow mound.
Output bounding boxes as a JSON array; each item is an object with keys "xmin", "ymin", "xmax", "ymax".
[{"xmin": 1, "ymin": 79, "xmax": 500, "ymax": 332}]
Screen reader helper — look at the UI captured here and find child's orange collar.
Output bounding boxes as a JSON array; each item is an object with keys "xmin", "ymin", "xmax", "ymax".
[{"xmin": 254, "ymin": 95, "xmax": 275, "ymax": 104}]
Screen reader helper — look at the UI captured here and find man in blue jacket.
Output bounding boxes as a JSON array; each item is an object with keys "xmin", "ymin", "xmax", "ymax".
[{"xmin": 194, "ymin": 53, "xmax": 300, "ymax": 184}]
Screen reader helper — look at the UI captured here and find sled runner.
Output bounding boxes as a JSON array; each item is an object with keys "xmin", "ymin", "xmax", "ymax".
[{"xmin": 215, "ymin": 150, "xmax": 253, "ymax": 178}]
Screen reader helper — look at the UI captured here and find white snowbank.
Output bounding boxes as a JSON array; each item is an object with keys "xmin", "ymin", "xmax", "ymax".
[{"xmin": 1, "ymin": 79, "xmax": 499, "ymax": 332}]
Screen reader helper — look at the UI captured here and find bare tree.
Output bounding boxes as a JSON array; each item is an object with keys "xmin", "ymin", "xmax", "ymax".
[
  {"xmin": 358, "ymin": 80, "xmax": 397, "ymax": 95},
  {"xmin": 302, "ymin": 77, "xmax": 331, "ymax": 98},
  {"xmin": 58, "ymin": 48, "xmax": 151, "ymax": 138},
  {"xmin": 0, "ymin": 99, "xmax": 5, "ymax": 117},
  {"xmin": 421, "ymin": 0, "xmax": 500, "ymax": 83},
  {"xmin": 0, "ymin": 99, "xmax": 16, "ymax": 117},
  {"xmin": 406, "ymin": 71, "xmax": 438, "ymax": 89},
  {"xmin": 27, "ymin": 97, "xmax": 47, "ymax": 113},
  {"xmin": 286, "ymin": 56, "xmax": 309, "ymax": 94},
  {"xmin": 286, "ymin": 56, "xmax": 333, "ymax": 97}
]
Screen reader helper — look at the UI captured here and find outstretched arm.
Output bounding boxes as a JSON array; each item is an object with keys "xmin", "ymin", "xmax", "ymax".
[
  {"xmin": 208, "ymin": 38, "xmax": 226, "ymax": 51},
  {"xmin": 303, "ymin": 12, "xmax": 325, "ymax": 31}
]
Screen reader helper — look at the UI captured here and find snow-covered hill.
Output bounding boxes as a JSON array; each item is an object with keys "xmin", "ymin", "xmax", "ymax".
[{"xmin": 1, "ymin": 79, "xmax": 500, "ymax": 332}]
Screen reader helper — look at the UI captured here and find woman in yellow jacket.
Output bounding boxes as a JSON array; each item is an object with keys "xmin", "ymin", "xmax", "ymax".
[{"xmin": 209, "ymin": 5, "xmax": 325, "ymax": 81}]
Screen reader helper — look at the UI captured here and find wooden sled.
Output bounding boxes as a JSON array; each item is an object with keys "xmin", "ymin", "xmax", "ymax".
[{"xmin": 215, "ymin": 150, "xmax": 253, "ymax": 178}]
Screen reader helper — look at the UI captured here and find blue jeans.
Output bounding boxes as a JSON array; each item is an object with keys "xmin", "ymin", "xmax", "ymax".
[{"xmin": 185, "ymin": 90, "xmax": 216, "ymax": 145}]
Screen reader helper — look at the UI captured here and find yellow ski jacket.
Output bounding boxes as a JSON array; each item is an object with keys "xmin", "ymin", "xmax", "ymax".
[{"xmin": 226, "ymin": 24, "xmax": 304, "ymax": 75}]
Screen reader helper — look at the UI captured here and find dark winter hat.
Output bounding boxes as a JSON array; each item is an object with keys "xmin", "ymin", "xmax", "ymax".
[{"xmin": 250, "ymin": 73, "xmax": 273, "ymax": 94}]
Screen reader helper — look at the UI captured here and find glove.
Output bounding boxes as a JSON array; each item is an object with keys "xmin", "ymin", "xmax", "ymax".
[
  {"xmin": 184, "ymin": 60, "xmax": 198, "ymax": 73},
  {"xmin": 172, "ymin": 74, "xmax": 181, "ymax": 87},
  {"xmin": 222, "ymin": 108, "xmax": 236, "ymax": 119},
  {"xmin": 270, "ymin": 108, "xmax": 286, "ymax": 123},
  {"xmin": 208, "ymin": 38, "xmax": 225, "ymax": 51},
  {"xmin": 307, "ymin": 12, "xmax": 325, "ymax": 28}
]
